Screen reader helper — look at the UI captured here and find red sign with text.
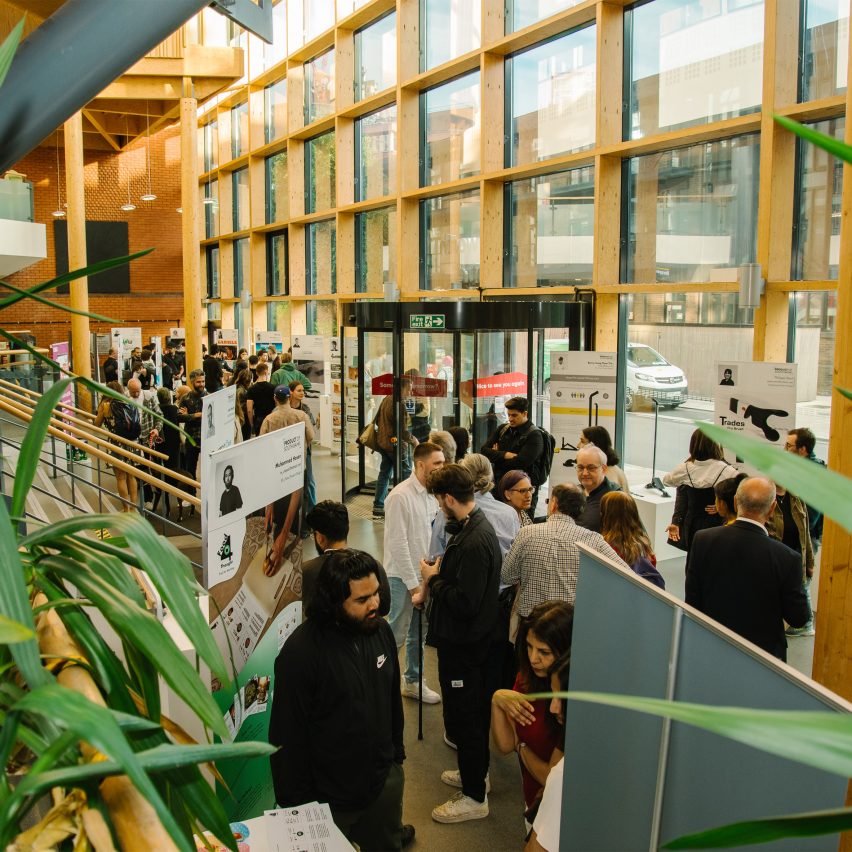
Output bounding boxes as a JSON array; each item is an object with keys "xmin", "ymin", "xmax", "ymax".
[
  {"xmin": 463, "ymin": 371, "xmax": 528, "ymax": 398},
  {"xmin": 371, "ymin": 374, "xmax": 448, "ymax": 397}
]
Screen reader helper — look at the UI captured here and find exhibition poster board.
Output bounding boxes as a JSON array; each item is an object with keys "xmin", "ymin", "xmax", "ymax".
[
  {"xmin": 204, "ymin": 423, "xmax": 306, "ymax": 820},
  {"xmin": 200, "ymin": 386, "xmax": 238, "ymax": 538},
  {"xmin": 328, "ymin": 337, "xmax": 342, "ymax": 451},
  {"xmin": 292, "ymin": 334, "xmax": 325, "ymax": 394},
  {"xmin": 255, "ymin": 330, "xmax": 283, "ymax": 355},
  {"xmin": 149, "ymin": 336, "xmax": 163, "ymax": 388},
  {"xmin": 549, "ymin": 350, "xmax": 617, "ymax": 484},
  {"xmin": 111, "ymin": 326, "xmax": 142, "ymax": 366},
  {"xmin": 713, "ymin": 362, "xmax": 796, "ymax": 457}
]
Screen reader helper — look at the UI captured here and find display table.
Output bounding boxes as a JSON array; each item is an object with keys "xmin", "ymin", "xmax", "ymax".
[{"xmin": 629, "ymin": 486, "xmax": 683, "ymax": 562}]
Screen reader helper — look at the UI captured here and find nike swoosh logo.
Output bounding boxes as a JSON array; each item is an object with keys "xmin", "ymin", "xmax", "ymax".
[{"xmin": 377, "ymin": 654, "xmax": 387, "ymax": 669}]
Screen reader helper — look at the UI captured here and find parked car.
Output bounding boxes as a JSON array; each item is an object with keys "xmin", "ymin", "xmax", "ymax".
[{"xmin": 626, "ymin": 342, "xmax": 688, "ymax": 410}]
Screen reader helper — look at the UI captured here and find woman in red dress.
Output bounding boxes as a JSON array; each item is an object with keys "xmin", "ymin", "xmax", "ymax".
[{"xmin": 491, "ymin": 601, "xmax": 574, "ymax": 818}]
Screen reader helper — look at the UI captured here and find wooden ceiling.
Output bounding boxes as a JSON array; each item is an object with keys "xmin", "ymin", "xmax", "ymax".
[{"xmin": 2, "ymin": 0, "xmax": 244, "ymax": 152}]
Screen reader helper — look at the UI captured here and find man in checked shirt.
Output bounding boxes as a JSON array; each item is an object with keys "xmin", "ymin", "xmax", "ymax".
[{"xmin": 501, "ymin": 483, "xmax": 629, "ymax": 617}]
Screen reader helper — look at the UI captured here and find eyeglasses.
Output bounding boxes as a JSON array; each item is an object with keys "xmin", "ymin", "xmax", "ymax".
[
  {"xmin": 510, "ymin": 487, "xmax": 534, "ymax": 495},
  {"xmin": 575, "ymin": 464, "xmax": 601, "ymax": 473}
]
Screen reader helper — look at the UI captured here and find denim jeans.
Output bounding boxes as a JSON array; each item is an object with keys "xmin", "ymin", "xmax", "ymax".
[
  {"xmin": 388, "ymin": 577, "xmax": 425, "ymax": 684},
  {"xmin": 304, "ymin": 449, "xmax": 317, "ymax": 514},
  {"xmin": 373, "ymin": 447, "xmax": 412, "ymax": 511}
]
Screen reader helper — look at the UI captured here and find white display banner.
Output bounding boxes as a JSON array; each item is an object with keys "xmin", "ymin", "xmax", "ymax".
[
  {"xmin": 713, "ymin": 362, "xmax": 797, "ymax": 454},
  {"xmin": 328, "ymin": 336, "xmax": 341, "ymax": 451},
  {"xmin": 292, "ymin": 334, "xmax": 326, "ymax": 394},
  {"xmin": 111, "ymin": 327, "xmax": 142, "ymax": 365},
  {"xmin": 149, "ymin": 336, "xmax": 163, "ymax": 387},
  {"xmin": 204, "ymin": 422, "xmax": 306, "ymax": 678},
  {"xmin": 200, "ymin": 386, "xmax": 238, "ymax": 526},
  {"xmin": 549, "ymin": 350, "xmax": 618, "ymax": 485},
  {"xmin": 255, "ymin": 330, "xmax": 283, "ymax": 355}
]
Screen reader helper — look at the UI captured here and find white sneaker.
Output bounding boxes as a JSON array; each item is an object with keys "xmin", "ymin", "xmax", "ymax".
[
  {"xmin": 440, "ymin": 769, "xmax": 490, "ymax": 793},
  {"xmin": 443, "ymin": 731, "xmax": 457, "ymax": 750},
  {"xmin": 432, "ymin": 791, "xmax": 489, "ymax": 824},
  {"xmin": 401, "ymin": 679, "xmax": 441, "ymax": 704}
]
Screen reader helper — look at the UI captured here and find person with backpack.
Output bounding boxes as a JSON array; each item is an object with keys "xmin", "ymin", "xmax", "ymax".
[
  {"xmin": 481, "ymin": 396, "xmax": 548, "ymax": 517},
  {"xmin": 94, "ymin": 381, "xmax": 140, "ymax": 512}
]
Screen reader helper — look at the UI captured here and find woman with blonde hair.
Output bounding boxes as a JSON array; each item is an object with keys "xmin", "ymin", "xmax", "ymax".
[{"xmin": 600, "ymin": 491, "xmax": 665, "ymax": 588}]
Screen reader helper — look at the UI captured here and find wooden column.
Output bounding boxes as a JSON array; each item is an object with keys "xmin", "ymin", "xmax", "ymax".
[
  {"xmin": 63, "ymin": 112, "xmax": 92, "ymax": 410},
  {"xmin": 812, "ymin": 28, "xmax": 852, "ymax": 707},
  {"xmin": 181, "ymin": 82, "xmax": 202, "ymax": 374}
]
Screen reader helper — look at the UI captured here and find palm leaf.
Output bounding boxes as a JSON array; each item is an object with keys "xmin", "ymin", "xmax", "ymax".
[
  {"xmin": 0, "ymin": 614, "xmax": 33, "ymax": 643},
  {"xmin": 11, "ymin": 376, "xmax": 75, "ymax": 517},
  {"xmin": 837, "ymin": 386, "xmax": 852, "ymax": 403},
  {"xmin": 0, "ymin": 17, "xmax": 24, "ymax": 91},
  {"xmin": 0, "ymin": 249, "xmax": 153, "ymax": 311},
  {"xmin": 37, "ymin": 555, "xmax": 227, "ymax": 739},
  {"xmin": 0, "ymin": 278, "xmax": 119, "ymax": 323},
  {"xmin": 773, "ymin": 114, "xmax": 852, "ymax": 165},
  {"xmin": 697, "ymin": 422, "xmax": 852, "ymax": 533},
  {"xmin": 663, "ymin": 806, "xmax": 852, "ymax": 849}
]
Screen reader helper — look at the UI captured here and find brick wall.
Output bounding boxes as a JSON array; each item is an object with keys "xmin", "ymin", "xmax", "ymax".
[{"xmin": 4, "ymin": 126, "xmax": 186, "ymax": 356}]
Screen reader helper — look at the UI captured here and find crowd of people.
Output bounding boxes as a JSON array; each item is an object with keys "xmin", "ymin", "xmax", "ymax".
[
  {"xmin": 268, "ymin": 390, "xmax": 825, "ymax": 852},
  {"xmin": 96, "ymin": 342, "xmax": 317, "ymax": 516}
]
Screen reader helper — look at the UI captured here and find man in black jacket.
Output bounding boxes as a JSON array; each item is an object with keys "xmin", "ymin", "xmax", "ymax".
[
  {"xmin": 420, "ymin": 465, "xmax": 501, "ymax": 824},
  {"xmin": 685, "ymin": 477, "xmax": 809, "ymax": 662},
  {"xmin": 176, "ymin": 369, "xmax": 206, "ymax": 483},
  {"xmin": 481, "ymin": 396, "xmax": 544, "ymax": 511},
  {"xmin": 269, "ymin": 549, "xmax": 413, "ymax": 851}
]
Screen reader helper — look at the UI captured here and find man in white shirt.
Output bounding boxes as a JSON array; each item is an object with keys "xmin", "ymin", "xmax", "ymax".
[{"xmin": 384, "ymin": 441, "xmax": 446, "ymax": 704}]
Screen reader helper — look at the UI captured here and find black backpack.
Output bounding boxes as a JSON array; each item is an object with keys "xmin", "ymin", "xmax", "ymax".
[
  {"xmin": 111, "ymin": 398, "xmax": 141, "ymax": 441},
  {"xmin": 529, "ymin": 427, "xmax": 555, "ymax": 486}
]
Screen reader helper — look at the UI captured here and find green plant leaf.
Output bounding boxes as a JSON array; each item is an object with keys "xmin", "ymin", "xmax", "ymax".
[
  {"xmin": 0, "ymin": 17, "xmax": 23, "ymax": 91},
  {"xmin": 0, "ymin": 613, "xmax": 33, "ymax": 643},
  {"xmin": 0, "ymin": 278, "xmax": 119, "ymax": 322},
  {"xmin": 7, "ymin": 684, "xmax": 192, "ymax": 852},
  {"xmin": 27, "ymin": 514, "xmax": 224, "ymax": 681},
  {"xmin": 529, "ymin": 691, "xmax": 852, "ymax": 777},
  {"xmin": 663, "ymin": 805, "xmax": 852, "ymax": 849},
  {"xmin": 38, "ymin": 554, "xmax": 227, "ymax": 739},
  {"xmin": 773, "ymin": 114, "xmax": 852, "ymax": 165},
  {"xmin": 697, "ymin": 422, "xmax": 852, "ymax": 533},
  {"xmin": 11, "ymin": 376, "xmax": 75, "ymax": 517},
  {"xmin": 837, "ymin": 386, "xmax": 852, "ymax": 403},
  {"xmin": 0, "ymin": 497, "xmax": 48, "ymax": 689},
  {"xmin": 0, "ymin": 249, "xmax": 153, "ymax": 311}
]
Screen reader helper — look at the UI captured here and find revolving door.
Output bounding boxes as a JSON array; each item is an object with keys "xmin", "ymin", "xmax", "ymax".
[{"xmin": 340, "ymin": 301, "xmax": 593, "ymax": 504}]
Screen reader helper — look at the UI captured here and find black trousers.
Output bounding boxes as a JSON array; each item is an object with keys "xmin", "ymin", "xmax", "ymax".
[
  {"xmin": 437, "ymin": 640, "xmax": 491, "ymax": 802},
  {"xmin": 331, "ymin": 761, "xmax": 404, "ymax": 852}
]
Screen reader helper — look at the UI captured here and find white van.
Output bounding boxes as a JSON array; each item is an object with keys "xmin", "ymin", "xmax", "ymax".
[{"xmin": 626, "ymin": 343, "xmax": 688, "ymax": 410}]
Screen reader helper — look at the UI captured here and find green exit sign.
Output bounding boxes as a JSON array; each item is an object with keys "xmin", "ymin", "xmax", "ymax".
[{"xmin": 409, "ymin": 314, "xmax": 446, "ymax": 330}]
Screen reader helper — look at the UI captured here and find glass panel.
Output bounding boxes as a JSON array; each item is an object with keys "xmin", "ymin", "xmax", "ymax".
[
  {"xmin": 794, "ymin": 117, "xmax": 844, "ymax": 280},
  {"xmin": 508, "ymin": 0, "xmax": 586, "ymax": 32},
  {"xmin": 306, "ymin": 131, "xmax": 336, "ymax": 213},
  {"xmin": 203, "ymin": 120, "xmax": 219, "ymax": 172},
  {"xmin": 356, "ymin": 207, "xmax": 397, "ymax": 293},
  {"xmin": 624, "ymin": 135, "xmax": 760, "ymax": 283},
  {"xmin": 306, "ymin": 299, "xmax": 338, "ymax": 335},
  {"xmin": 622, "ymin": 291, "xmax": 754, "ymax": 478},
  {"xmin": 508, "ymin": 166, "xmax": 594, "ymax": 287},
  {"xmin": 338, "ymin": 0, "xmax": 374, "ymax": 18},
  {"xmin": 267, "ymin": 230, "xmax": 289, "ymax": 295},
  {"xmin": 421, "ymin": 189, "xmax": 480, "ymax": 290},
  {"xmin": 204, "ymin": 179, "xmax": 219, "ymax": 239},
  {"xmin": 264, "ymin": 78, "xmax": 288, "ymax": 143},
  {"xmin": 267, "ymin": 300, "xmax": 292, "ymax": 335},
  {"xmin": 509, "ymin": 26, "xmax": 596, "ymax": 166},
  {"xmin": 262, "ymin": 0, "xmax": 287, "ymax": 70},
  {"xmin": 288, "ymin": 0, "xmax": 304, "ymax": 53},
  {"xmin": 307, "ymin": 219, "xmax": 337, "ymax": 294},
  {"xmin": 801, "ymin": 0, "xmax": 848, "ymax": 100},
  {"xmin": 356, "ymin": 105, "xmax": 397, "ymax": 201},
  {"xmin": 401, "ymin": 331, "xmax": 457, "ymax": 435},
  {"xmin": 423, "ymin": 0, "xmax": 481, "ymax": 71},
  {"xmin": 794, "ymin": 290, "xmax": 834, "ymax": 462},
  {"xmin": 305, "ymin": 48, "xmax": 335, "ymax": 124},
  {"xmin": 305, "ymin": 0, "xmax": 334, "ymax": 42},
  {"xmin": 266, "ymin": 150, "xmax": 289, "ymax": 224},
  {"xmin": 231, "ymin": 101, "xmax": 249, "ymax": 158},
  {"xmin": 355, "ymin": 12, "xmax": 396, "ymax": 100},
  {"xmin": 627, "ymin": 0, "xmax": 764, "ymax": 139},
  {"xmin": 422, "ymin": 72, "xmax": 481, "ymax": 186},
  {"xmin": 233, "ymin": 237, "xmax": 249, "ymax": 299},
  {"xmin": 232, "ymin": 167, "xmax": 250, "ymax": 232},
  {"xmin": 206, "ymin": 245, "xmax": 220, "ymax": 298}
]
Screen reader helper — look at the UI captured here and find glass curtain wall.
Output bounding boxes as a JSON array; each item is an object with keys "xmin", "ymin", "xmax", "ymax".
[
  {"xmin": 422, "ymin": 0, "xmax": 481, "ymax": 70},
  {"xmin": 507, "ymin": 26, "xmax": 596, "ymax": 166},
  {"xmin": 307, "ymin": 219, "xmax": 337, "ymax": 294},
  {"xmin": 305, "ymin": 49, "xmax": 336, "ymax": 124},
  {"xmin": 356, "ymin": 207, "xmax": 397, "ymax": 293},
  {"xmin": 507, "ymin": 0, "xmax": 586, "ymax": 32},
  {"xmin": 626, "ymin": 0, "xmax": 764, "ymax": 138},
  {"xmin": 203, "ymin": 120, "xmax": 218, "ymax": 172},
  {"xmin": 306, "ymin": 131, "xmax": 336, "ymax": 213},
  {"xmin": 266, "ymin": 230, "xmax": 289, "ymax": 296},
  {"xmin": 266, "ymin": 150, "xmax": 289, "ymax": 224},
  {"xmin": 306, "ymin": 300, "xmax": 338, "ymax": 336},
  {"xmin": 204, "ymin": 179, "xmax": 219, "ymax": 239},
  {"xmin": 421, "ymin": 72, "xmax": 481, "ymax": 186},
  {"xmin": 206, "ymin": 245, "xmax": 220, "ymax": 298},
  {"xmin": 264, "ymin": 78, "xmax": 287, "ymax": 144},
  {"xmin": 801, "ymin": 0, "xmax": 849, "ymax": 100},
  {"xmin": 507, "ymin": 166, "xmax": 595, "ymax": 286},
  {"xmin": 232, "ymin": 167, "xmax": 250, "ymax": 232},
  {"xmin": 421, "ymin": 189, "xmax": 480, "ymax": 290},
  {"xmin": 356, "ymin": 105, "xmax": 397, "ymax": 201},
  {"xmin": 623, "ymin": 135, "xmax": 760, "ymax": 283},
  {"xmin": 231, "ymin": 101, "xmax": 249, "ymax": 158},
  {"xmin": 355, "ymin": 12, "xmax": 397, "ymax": 100}
]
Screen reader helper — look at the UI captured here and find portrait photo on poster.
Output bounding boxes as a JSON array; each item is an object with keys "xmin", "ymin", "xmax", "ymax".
[{"xmin": 719, "ymin": 366, "xmax": 737, "ymax": 386}]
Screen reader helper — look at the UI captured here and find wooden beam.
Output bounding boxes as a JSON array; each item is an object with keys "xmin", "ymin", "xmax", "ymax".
[
  {"xmin": 82, "ymin": 109, "xmax": 122, "ymax": 152},
  {"xmin": 180, "ymin": 88, "xmax": 202, "ymax": 375}
]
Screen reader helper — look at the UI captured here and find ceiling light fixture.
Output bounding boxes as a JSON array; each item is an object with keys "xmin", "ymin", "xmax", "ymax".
[
  {"xmin": 141, "ymin": 100, "xmax": 157, "ymax": 202},
  {"xmin": 51, "ymin": 130, "xmax": 65, "ymax": 218},
  {"xmin": 121, "ymin": 116, "xmax": 136, "ymax": 211}
]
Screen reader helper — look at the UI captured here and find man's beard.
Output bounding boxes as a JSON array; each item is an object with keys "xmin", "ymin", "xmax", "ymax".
[{"xmin": 339, "ymin": 609, "xmax": 382, "ymax": 635}]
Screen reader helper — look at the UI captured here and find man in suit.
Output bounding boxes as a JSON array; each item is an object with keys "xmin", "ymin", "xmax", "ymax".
[{"xmin": 685, "ymin": 476, "xmax": 809, "ymax": 661}]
